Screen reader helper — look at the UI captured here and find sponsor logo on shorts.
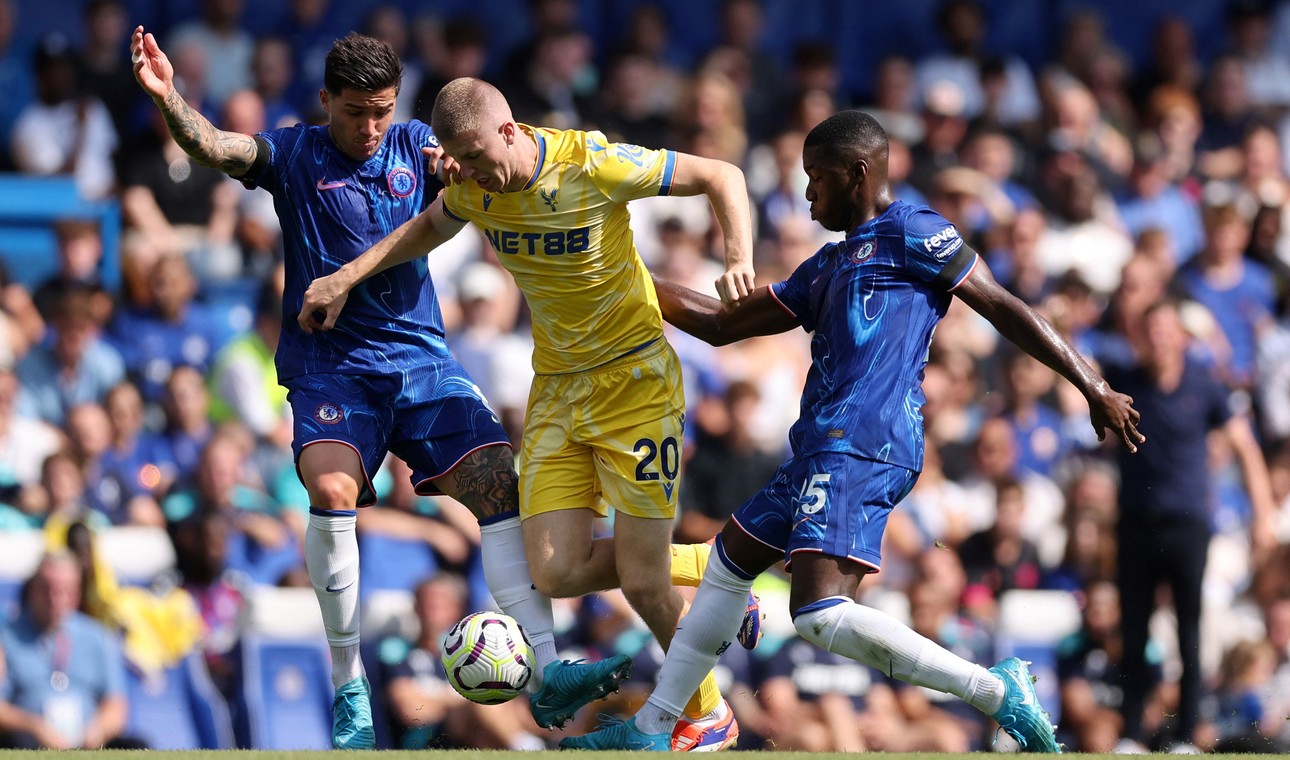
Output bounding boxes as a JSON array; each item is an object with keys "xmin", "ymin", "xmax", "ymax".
[{"xmin": 314, "ymin": 403, "xmax": 344, "ymax": 424}]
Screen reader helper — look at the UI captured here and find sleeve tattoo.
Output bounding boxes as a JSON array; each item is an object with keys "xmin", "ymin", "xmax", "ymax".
[{"xmin": 161, "ymin": 90, "xmax": 258, "ymax": 177}]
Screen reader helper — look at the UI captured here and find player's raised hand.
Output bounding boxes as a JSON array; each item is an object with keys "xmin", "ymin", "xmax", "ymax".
[
  {"xmin": 130, "ymin": 26, "xmax": 174, "ymax": 102},
  {"xmin": 298, "ymin": 274, "xmax": 350, "ymax": 334},
  {"xmin": 1089, "ymin": 387, "xmax": 1145, "ymax": 453},
  {"xmin": 422, "ymin": 145, "xmax": 462, "ymax": 185},
  {"xmin": 715, "ymin": 263, "xmax": 756, "ymax": 306}
]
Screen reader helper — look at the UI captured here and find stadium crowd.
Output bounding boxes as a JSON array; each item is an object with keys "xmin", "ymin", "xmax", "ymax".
[{"xmin": 1, "ymin": 0, "xmax": 1290, "ymax": 752}]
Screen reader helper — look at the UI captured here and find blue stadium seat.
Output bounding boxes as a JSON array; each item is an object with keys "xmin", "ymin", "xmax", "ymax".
[
  {"xmin": 124, "ymin": 653, "xmax": 236, "ymax": 749},
  {"xmin": 358, "ymin": 532, "xmax": 439, "ymax": 598},
  {"xmin": 239, "ymin": 633, "xmax": 333, "ymax": 750},
  {"xmin": 0, "ymin": 174, "xmax": 120, "ymax": 290}
]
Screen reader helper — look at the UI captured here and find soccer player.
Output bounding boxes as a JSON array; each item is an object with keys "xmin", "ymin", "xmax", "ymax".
[
  {"xmin": 130, "ymin": 30, "xmax": 630, "ymax": 749},
  {"xmin": 298, "ymin": 77, "xmax": 758, "ymax": 750},
  {"xmin": 560, "ymin": 110, "xmax": 1146, "ymax": 752}
]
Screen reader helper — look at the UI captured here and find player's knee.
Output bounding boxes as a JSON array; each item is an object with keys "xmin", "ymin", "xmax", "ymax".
[
  {"xmin": 308, "ymin": 472, "xmax": 360, "ymax": 510},
  {"xmin": 529, "ymin": 561, "xmax": 579, "ymax": 598},
  {"xmin": 618, "ymin": 573, "xmax": 671, "ymax": 611}
]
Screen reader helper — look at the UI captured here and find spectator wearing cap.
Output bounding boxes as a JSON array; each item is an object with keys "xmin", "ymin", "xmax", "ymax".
[
  {"xmin": 445, "ymin": 262, "xmax": 531, "ymax": 445},
  {"xmin": 9, "ymin": 32, "xmax": 117, "ymax": 200},
  {"xmin": 908, "ymin": 79, "xmax": 969, "ymax": 195}
]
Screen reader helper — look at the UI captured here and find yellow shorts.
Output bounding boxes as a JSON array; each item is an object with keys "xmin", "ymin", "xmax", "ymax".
[{"xmin": 519, "ymin": 340, "xmax": 685, "ymax": 520}]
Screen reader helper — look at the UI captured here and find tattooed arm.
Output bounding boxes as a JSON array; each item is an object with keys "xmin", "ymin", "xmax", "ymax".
[{"xmin": 130, "ymin": 25, "xmax": 261, "ymax": 177}]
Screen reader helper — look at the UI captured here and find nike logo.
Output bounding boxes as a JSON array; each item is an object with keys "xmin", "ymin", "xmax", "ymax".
[
  {"xmin": 1003, "ymin": 667, "xmax": 1033, "ymax": 705},
  {"xmin": 316, "ymin": 178, "xmax": 347, "ymax": 191},
  {"xmin": 483, "ymin": 194, "xmax": 493, "ymax": 211},
  {"xmin": 325, "ymin": 580, "xmax": 356, "ymax": 594}
]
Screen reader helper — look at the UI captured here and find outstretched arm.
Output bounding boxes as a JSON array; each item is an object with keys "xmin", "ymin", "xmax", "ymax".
[
  {"xmin": 298, "ymin": 196, "xmax": 465, "ymax": 332},
  {"xmin": 668, "ymin": 154, "xmax": 755, "ymax": 304},
  {"xmin": 953, "ymin": 255, "xmax": 1145, "ymax": 452},
  {"xmin": 652, "ymin": 275, "xmax": 798, "ymax": 346},
  {"xmin": 131, "ymin": 26, "xmax": 260, "ymax": 177}
]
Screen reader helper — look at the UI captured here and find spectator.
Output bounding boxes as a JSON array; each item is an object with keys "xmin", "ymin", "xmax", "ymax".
[
  {"xmin": 0, "ymin": 551, "xmax": 141, "ymax": 749},
  {"xmin": 866, "ymin": 55, "xmax": 922, "ymax": 146},
  {"xmin": 411, "ymin": 17, "xmax": 488, "ymax": 127},
  {"xmin": 957, "ymin": 477, "xmax": 1044, "ymax": 615},
  {"xmin": 161, "ymin": 365, "xmax": 214, "ymax": 482},
  {"xmin": 1057, "ymin": 580, "xmax": 1164, "ymax": 752},
  {"xmin": 1102, "ymin": 298, "xmax": 1277, "ymax": 752},
  {"xmin": 93, "ymin": 381, "xmax": 170, "ymax": 526},
  {"xmin": 1115, "ymin": 134, "xmax": 1206, "ymax": 264},
  {"xmin": 1197, "ymin": 56, "xmax": 1258, "ymax": 182},
  {"xmin": 163, "ymin": 432, "xmax": 299, "ymax": 588},
  {"xmin": 994, "ymin": 350, "xmax": 1071, "ymax": 480},
  {"xmin": 382, "ymin": 573, "xmax": 542, "ymax": 749},
  {"xmin": 169, "ymin": 508, "xmax": 247, "ymax": 699},
  {"xmin": 502, "ymin": 26, "xmax": 595, "ymax": 131},
  {"xmin": 116, "ymin": 109, "xmax": 242, "ymax": 283},
  {"xmin": 748, "ymin": 632, "xmax": 874, "ymax": 751},
  {"xmin": 77, "ymin": 0, "xmax": 137, "ymax": 139},
  {"xmin": 1176, "ymin": 203, "xmax": 1275, "ymax": 391},
  {"xmin": 1035, "ymin": 157, "xmax": 1133, "ymax": 294},
  {"xmin": 914, "ymin": 0, "xmax": 1040, "ymax": 126},
  {"xmin": 248, "ymin": 37, "xmax": 300, "ymax": 129},
  {"xmin": 16, "ymin": 288, "xmax": 124, "ymax": 426},
  {"xmin": 957, "ymin": 417, "xmax": 1065, "ymax": 554},
  {"xmin": 0, "ymin": 367, "xmax": 62, "ymax": 496},
  {"xmin": 908, "ymin": 79, "xmax": 968, "ymax": 195},
  {"xmin": 676, "ymin": 380, "xmax": 780, "ymax": 543},
  {"xmin": 1212, "ymin": 638, "xmax": 1282, "ymax": 752},
  {"xmin": 207, "ymin": 281, "xmax": 290, "ymax": 451},
  {"xmin": 1131, "ymin": 16, "xmax": 1203, "ymax": 106},
  {"xmin": 170, "ymin": 0, "xmax": 253, "ymax": 109},
  {"xmin": 0, "ymin": 0, "xmax": 32, "ymax": 171},
  {"xmin": 107, "ymin": 255, "xmax": 227, "ymax": 403},
  {"xmin": 10, "ymin": 33, "xmax": 117, "ymax": 200},
  {"xmin": 32, "ymin": 220, "xmax": 111, "ymax": 325},
  {"xmin": 586, "ymin": 51, "xmax": 672, "ymax": 149},
  {"xmin": 1226, "ymin": 1, "xmax": 1290, "ymax": 112}
]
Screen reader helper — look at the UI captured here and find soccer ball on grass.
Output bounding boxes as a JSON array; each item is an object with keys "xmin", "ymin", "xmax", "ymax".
[{"xmin": 441, "ymin": 611, "xmax": 535, "ymax": 704}]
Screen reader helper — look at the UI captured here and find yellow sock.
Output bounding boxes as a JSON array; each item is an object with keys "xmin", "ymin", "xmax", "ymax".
[
  {"xmin": 683, "ymin": 670, "xmax": 722, "ymax": 720},
  {"xmin": 669, "ymin": 542, "xmax": 712, "ymax": 587}
]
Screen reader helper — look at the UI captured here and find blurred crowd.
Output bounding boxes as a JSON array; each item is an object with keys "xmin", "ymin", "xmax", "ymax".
[{"xmin": 1, "ymin": 0, "xmax": 1290, "ymax": 752}]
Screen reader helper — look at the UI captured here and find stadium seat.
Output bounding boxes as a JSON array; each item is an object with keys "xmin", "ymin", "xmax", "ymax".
[
  {"xmin": 357, "ymin": 532, "xmax": 439, "ymax": 598},
  {"xmin": 0, "ymin": 174, "xmax": 120, "ymax": 290},
  {"xmin": 97, "ymin": 525, "xmax": 177, "ymax": 586},
  {"xmin": 361, "ymin": 588, "xmax": 417, "ymax": 642},
  {"xmin": 0, "ymin": 531, "xmax": 44, "ymax": 617},
  {"xmin": 994, "ymin": 589, "xmax": 1082, "ymax": 724},
  {"xmin": 238, "ymin": 586, "xmax": 333, "ymax": 750},
  {"xmin": 124, "ymin": 653, "xmax": 236, "ymax": 749}
]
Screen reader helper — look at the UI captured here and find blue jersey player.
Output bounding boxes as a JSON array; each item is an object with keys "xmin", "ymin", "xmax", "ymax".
[
  {"xmin": 131, "ymin": 28, "xmax": 629, "ymax": 749},
  {"xmin": 563, "ymin": 111, "xmax": 1145, "ymax": 753}
]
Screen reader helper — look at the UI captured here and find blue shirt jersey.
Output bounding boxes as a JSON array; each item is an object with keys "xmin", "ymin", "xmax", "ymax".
[
  {"xmin": 245, "ymin": 121, "xmax": 452, "ymax": 383},
  {"xmin": 770, "ymin": 201, "xmax": 978, "ymax": 473}
]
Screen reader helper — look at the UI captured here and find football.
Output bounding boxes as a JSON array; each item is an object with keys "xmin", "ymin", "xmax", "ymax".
[{"xmin": 441, "ymin": 611, "xmax": 535, "ymax": 704}]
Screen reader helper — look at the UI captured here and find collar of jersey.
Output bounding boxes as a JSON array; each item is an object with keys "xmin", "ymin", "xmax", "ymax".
[{"xmin": 518, "ymin": 124, "xmax": 546, "ymax": 191}]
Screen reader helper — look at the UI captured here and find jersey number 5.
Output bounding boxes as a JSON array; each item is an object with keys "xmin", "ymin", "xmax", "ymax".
[{"xmin": 797, "ymin": 473, "xmax": 831, "ymax": 514}]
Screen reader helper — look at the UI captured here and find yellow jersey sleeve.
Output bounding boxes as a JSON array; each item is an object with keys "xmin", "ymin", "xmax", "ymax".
[{"xmin": 581, "ymin": 130, "xmax": 677, "ymax": 204}]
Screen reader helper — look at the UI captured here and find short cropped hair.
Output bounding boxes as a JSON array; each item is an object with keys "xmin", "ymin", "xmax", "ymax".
[
  {"xmin": 804, "ymin": 110, "xmax": 888, "ymax": 165},
  {"xmin": 432, "ymin": 77, "xmax": 508, "ymax": 142},
  {"xmin": 324, "ymin": 32, "xmax": 402, "ymax": 95}
]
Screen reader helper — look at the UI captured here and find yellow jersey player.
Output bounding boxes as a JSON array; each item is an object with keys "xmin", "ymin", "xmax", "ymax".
[{"xmin": 300, "ymin": 77, "xmax": 756, "ymax": 749}]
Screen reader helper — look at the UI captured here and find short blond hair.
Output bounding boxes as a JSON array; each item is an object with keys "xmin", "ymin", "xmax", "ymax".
[{"xmin": 431, "ymin": 77, "xmax": 512, "ymax": 142}]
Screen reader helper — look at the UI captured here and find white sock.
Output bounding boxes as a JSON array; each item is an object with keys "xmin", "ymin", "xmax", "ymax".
[
  {"xmin": 636, "ymin": 555, "xmax": 752, "ymax": 735},
  {"xmin": 479, "ymin": 514, "xmax": 557, "ymax": 689},
  {"xmin": 792, "ymin": 598, "xmax": 1004, "ymax": 715},
  {"xmin": 306, "ymin": 510, "xmax": 365, "ymax": 689}
]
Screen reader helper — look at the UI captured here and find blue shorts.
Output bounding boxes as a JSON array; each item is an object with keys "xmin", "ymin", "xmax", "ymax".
[
  {"xmin": 731, "ymin": 452, "xmax": 918, "ymax": 573},
  {"xmin": 287, "ymin": 367, "xmax": 510, "ymax": 506}
]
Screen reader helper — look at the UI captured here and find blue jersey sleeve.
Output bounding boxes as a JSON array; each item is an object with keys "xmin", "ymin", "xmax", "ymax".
[
  {"xmin": 242, "ymin": 124, "xmax": 306, "ymax": 193},
  {"xmin": 902, "ymin": 207, "xmax": 977, "ymax": 290},
  {"xmin": 770, "ymin": 247, "xmax": 828, "ymax": 332}
]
